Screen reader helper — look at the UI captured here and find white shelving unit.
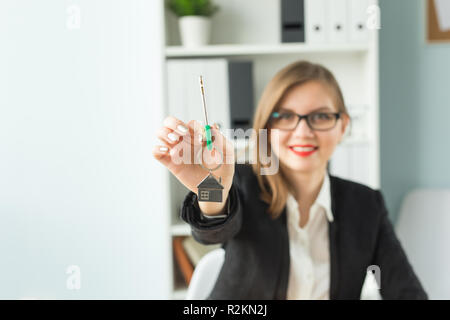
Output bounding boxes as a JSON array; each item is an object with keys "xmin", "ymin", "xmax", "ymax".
[
  {"xmin": 166, "ymin": 43, "xmax": 369, "ymax": 57},
  {"xmin": 162, "ymin": 0, "xmax": 379, "ymax": 300},
  {"xmin": 170, "ymin": 223, "xmax": 191, "ymax": 237}
]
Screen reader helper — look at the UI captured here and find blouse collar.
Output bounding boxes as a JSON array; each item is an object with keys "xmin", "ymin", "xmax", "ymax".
[{"xmin": 286, "ymin": 172, "xmax": 334, "ymax": 223}]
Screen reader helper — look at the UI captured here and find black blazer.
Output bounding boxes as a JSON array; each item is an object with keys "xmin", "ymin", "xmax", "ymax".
[{"xmin": 181, "ymin": 163, "xmax": 428, "ymax": 300}]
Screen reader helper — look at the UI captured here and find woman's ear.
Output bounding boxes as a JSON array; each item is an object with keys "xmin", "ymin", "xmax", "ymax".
[
  {"xmin": 338, "ymin": 113, "xmax": 350, "ymax": 144},
  {"xmin": 340, "ymin": 113, "xmax": 350, "ymax": 135}
]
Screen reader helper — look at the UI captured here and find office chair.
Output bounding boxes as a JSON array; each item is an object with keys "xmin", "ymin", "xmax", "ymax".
[
  {"xmin": 185, "ymin": 248, "xmax": 225, "ymax": 300},
  {"xmin": 396, "ymin": 189, "xmax": 450, "ymax": 299}
]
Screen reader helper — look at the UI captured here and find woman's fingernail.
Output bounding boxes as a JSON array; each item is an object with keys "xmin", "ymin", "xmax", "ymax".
[
  {"xmin": 198, "ymin": 134, "xmax": 203, "ymax": 143},
  {"xmin": 168, "ymin": 133, "xmax": 178, "ymax": 142},
  {"xmin": 159, "ymin": 147, "xmax": 168, "ymax": 153},
  {"xmin": 177, "ymin": 124, "xmax": 188, "ymax": 133}
]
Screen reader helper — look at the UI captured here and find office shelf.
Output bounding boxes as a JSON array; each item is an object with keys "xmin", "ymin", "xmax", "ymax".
[
  {"xmin": 166, "ymin": 43, "xmax": 369, "ymax": 58},
  {"xmin": 171, "ymin": 223, "xmax": 191, "ymax": 237}
]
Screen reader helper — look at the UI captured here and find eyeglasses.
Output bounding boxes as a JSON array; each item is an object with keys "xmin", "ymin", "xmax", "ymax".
[{"xmin": 269, "ymin": 109, "xmax": 341, "ymax": 131}]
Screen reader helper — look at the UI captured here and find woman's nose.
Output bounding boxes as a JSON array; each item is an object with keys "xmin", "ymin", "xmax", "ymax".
[{"xmin": 293, "ymin": 118, "xmax": 314, "ymax": 137}]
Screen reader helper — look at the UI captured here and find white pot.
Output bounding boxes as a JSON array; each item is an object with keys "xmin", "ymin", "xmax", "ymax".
[{"xmin": 179, "ymin": 16, "xmax": 211, "ymax": 47}]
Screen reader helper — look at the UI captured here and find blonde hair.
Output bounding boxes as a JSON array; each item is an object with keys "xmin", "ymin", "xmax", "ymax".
[{"xmin": 250, "ymin": 60, "xmax": 349, "ymax": 219}]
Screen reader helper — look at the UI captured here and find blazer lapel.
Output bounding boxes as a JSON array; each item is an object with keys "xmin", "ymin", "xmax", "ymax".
[
  {"xmin": 274, "ymin": 206, "xmax": 290, "ymax": 300},
  {"xmin": 329, "ymin": 175, "xmax": 340, "ymax": 299}
]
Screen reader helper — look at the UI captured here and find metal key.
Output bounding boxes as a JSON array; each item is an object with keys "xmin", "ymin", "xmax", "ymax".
[{"xmin": 199, "ymin": 75, "xmax": 213, "ymax": 151}]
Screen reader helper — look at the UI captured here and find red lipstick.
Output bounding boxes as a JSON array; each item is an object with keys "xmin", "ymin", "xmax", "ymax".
[{"xmin": 289, "ymin": 145, "xmax": 318, "ymax": 157}]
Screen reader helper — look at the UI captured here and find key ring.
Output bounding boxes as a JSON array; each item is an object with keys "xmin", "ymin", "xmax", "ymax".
[{"xmin": 197, "ymin": 145, "xmax": 223, "ymax": 172}]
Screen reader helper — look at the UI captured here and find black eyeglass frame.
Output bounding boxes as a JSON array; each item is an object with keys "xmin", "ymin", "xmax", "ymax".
[{"xmin": 269, "ymin": 109, "xmax": 342, "ymax": 131}]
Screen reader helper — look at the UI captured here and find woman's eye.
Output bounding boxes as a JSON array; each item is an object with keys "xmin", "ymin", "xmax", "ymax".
[
  {"xmin": 312, "ymin": 113, "xmax": 332, "ymax": 121},
  {"xmin": 279, "ymin": 113, "xmax": 294, "ymax": 119}
]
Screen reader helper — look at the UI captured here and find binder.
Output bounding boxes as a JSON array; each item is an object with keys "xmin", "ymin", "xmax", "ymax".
[
  {"xmin": 281, "ymin": 0, "xmax": 305, "ymax": 43},
  {"xmin": 350, "ymin": 144, "xmax": 371, "ymax": 186},
  {"xmin": 330, "ymin": 144, "xmax": 371, "ymax": 186},
  {"xmin": 329, "ymin": 144, "xmax": 350, "ymax": 179},
  {"xmin": 228, "ymin": 61, "xmax": 254, "ymax": 130},
  {"xmin": 305, "ymin": 0, "xmax": 327, "ymax": 43},
  {"xmin": 349, "ymin": 0, "xmax": 370, "ymax": 43},
  {"xmin": 167, "ymin": 59, "xmax": 230, "ymax": 128},
  {"xmin": 346, "ymin": 104, "xmax": 369, "ymax": 141},
  {"xmin": 166, "ymin": 59, "xmax": 254, "ymax": 132},
  {"xmin": 327, "ymin": 0, "xmax": 348, "ymax": 43}
]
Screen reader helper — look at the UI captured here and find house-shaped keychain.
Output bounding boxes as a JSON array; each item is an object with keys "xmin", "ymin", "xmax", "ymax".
[{"xmin": 197, "ymin": 172, "xmax": 224, "ymax": 202}]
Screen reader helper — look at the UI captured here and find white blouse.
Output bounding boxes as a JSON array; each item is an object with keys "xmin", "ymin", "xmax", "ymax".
[{"xmin": 286, "ymin": 173, "xmax": 334, "ymax": 300}]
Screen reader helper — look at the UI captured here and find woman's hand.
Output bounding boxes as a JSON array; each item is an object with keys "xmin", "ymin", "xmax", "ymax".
[{"xmin": 153, "ymin": 116, "xmax": 235, "ymax": 214}]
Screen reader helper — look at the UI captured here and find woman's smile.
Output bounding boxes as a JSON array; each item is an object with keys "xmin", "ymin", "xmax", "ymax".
[{"xmin": 289, "ymin": 144, "xmax": 319, "ymax": 157}]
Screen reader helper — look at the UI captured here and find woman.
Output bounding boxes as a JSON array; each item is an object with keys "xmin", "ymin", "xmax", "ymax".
[{"xmin": 153, "ymin": 61, "xmax": 427, "ymax": 300}]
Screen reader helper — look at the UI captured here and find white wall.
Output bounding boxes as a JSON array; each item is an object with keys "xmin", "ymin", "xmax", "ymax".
[{"xmin": 0, "ymin": 0, "xmax": 170, "ymax": 299}]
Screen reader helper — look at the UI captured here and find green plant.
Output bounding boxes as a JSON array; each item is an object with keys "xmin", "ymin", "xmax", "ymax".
[{"xmin": 167, "ymin": 0, "xmax": 219, "ymax": 17}]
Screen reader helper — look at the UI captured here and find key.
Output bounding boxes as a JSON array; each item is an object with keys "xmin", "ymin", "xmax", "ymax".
[
  {"xmin": 199, "ymin": 75, "xmax": 213, "ymax": 151},
  {"xmin": 196, "ymin": 75, "xmax": 225, "ymax": 204}
]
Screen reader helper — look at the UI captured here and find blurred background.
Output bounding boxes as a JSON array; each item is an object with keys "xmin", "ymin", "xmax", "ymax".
[{"xmin": 0, "ymin": 0, "xmax": 449, "ymax": 299}]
